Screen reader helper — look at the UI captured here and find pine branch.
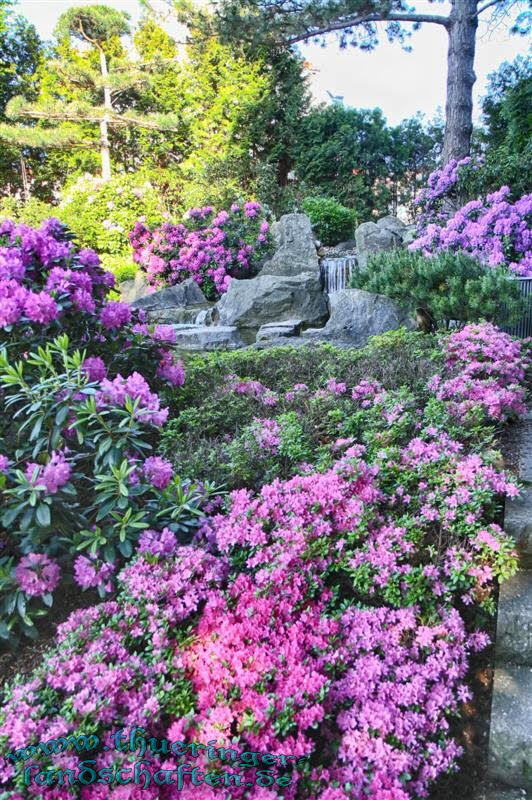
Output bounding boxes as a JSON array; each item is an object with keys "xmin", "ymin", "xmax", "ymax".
[{"xmin": 0, "ymin": 122, "xmax": 88, "ymax": 148}]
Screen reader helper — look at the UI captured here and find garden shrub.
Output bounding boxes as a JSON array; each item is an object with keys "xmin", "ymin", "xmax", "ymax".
[
  {"xmin": 0, "ymin": 218, "xmax": 214, "ymax": 644},
  {"xmin": 130, "ymin": 201, "xmax": 273, "ymax": 300},
  {"xmin": 0, "ymin": 196, "xmax": 54, "ymax": 229},
  {"xmin": 99, "ymin": 254, "xmax": 138, "ymax": 287},
  {"xmin": 350, "ymin": 249, "xmax": 524, "ymax": 329},
  {"xmin": 57, "ymin": 172, "xmax": 168, "ymax": 257},
  {"xmin": 301, "ymin": 196, "xmax": 356, "ymax": 246},
  {"xmin": 411, "ymin": 159, "xmax": 532, "ymax": 275},
  {"xmin": 172, "ymin": 332, "xmax": 439, "ymax": 414}
]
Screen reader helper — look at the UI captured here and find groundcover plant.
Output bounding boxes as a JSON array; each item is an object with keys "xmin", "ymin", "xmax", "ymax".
[{"xmin": 1, "ymin": 262, "xmax": 530, "ymax": 799}]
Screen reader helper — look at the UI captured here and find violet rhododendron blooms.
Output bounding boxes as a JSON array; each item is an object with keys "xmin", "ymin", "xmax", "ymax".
[
  {"xmin": 0, "ymin": 218, "xmax": 186, "ymax": 395},
  {"xmin": 411, "ymin": 160, "xmax": 532, "ymax": 275},
  {"xmin": 14, "ymin": 553, "xmax": 60, "ymax": 596},
  {"xmin": 95, "ymin": 372, "xmax": 169, "ymax": 427},
  {"xmin": 142, "ymin": 455, "xmax": 173, "ymax": 489},
  {"xmin": 81, "ymin": 355, "xmax": 107, "ymax": 382},
  {"xmin": 73, "ymin": 553, "xmax": 115, "ymax": 592},
  {"xmin": 129, "ymin": 201, "xmax": 272, "ymax": 299}
]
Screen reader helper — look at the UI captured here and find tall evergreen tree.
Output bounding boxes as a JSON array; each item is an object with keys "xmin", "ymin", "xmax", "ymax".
[
  {"xmin": 0, "ymin": 5, "xmax": 181, "ymax": 180},
  {"xmin": 0, "ymin": 0, "xmax": 43, "ymax": 197}
]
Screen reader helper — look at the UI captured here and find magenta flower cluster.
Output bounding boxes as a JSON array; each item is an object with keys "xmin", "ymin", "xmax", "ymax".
[
  {"xmin": 14, "ymin": 553, "xmax": 60, "ymax": 596},
  {"xmin": 73, "ymin": 553, "xmax": 115, "ymax": 593},
  {"xmin": 429, "ymin": 322, "xmax": 530, "ymax": 420},
  {"xmin": 95, "ymin": 372, "xmax": 169, "ymax": 427},
  {"xmin": 0, "ymin": 218, "xmax": 185, "ymax": 392},
  {"xmin": 410, "ymin": 161, "xmax": 532, "ymax": 275},
  {"xmin": 129, "ymin": 201, "xmax": 271, "ymax": 298},
  {"xmin": 24, "ymin": 450, "xmax": 72, "ymax": 494}
]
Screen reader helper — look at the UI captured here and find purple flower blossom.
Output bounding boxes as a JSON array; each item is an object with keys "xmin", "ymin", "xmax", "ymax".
[
  {"xmin": 15, "ymin": 553, "xmax": 60, "ymax": 596},
  {"xmin": 99, "ymin": 301, "xmax": 132, "ymax": 329},
  {"xmin": 137, "ymin": 527, "xmax": 178, "ymax": 556},
  {"xmin": 82, "ymin": 356, "xmax": 107, "ymax": 382},
  {"xmin": 143, "ymin": 456, "xmax": 173, "ymax": 489},
  {"xmin": 73, "ymin": 553, "xmax": 115, "ymax": 592}
]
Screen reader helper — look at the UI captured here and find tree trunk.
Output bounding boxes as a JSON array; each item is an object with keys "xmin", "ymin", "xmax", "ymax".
[
  {"xmin": 442, "ymin": 0, "xmax": 478, "ymax": 164},
  {"xmin": 98, "ymin": 47, "xmax": 112, "ymax": 180}
]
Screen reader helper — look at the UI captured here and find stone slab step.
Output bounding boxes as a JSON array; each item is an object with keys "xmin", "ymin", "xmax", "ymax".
[
  {"xmin": 488, "ymin": 664, "xmax": 532, "ymax": 790},
  {"xmin": 504, "ymin": 489, "xmax": 532, "ymax": 568},
  {"xmin": 256, "ymin": 320, "xmax": 303, "ymax": 342},
  {"xmin": 495, "ymin": 571, "xmax": 532, "ymax": 666},
  {"xmin": 170, "ymin": 324, "xmax": 244, "ymax": 352}
]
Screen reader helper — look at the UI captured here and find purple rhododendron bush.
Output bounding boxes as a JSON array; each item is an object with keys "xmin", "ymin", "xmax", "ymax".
[
  {"xmin": 410, "ymin": 158, "xmax": 532, "ymax": 275},
  {"xmin": 129, "ymin": 201, "xmax": 272, "ymax": 299},
  {"xmin": 0, "ymin": 218, "xmax": 219, "ymax": 643},
  {"xmin": 1, "ymin": 311, "xmax": 531, "ymax": 798}
]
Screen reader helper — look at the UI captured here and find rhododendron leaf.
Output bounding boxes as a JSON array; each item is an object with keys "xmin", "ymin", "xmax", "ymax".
[
  {"xmin": 42, "ymin": 592, "xmax": 53, "ymax": 607},
  {"xmin": 118, "ymin": 540, "xmax": 132, "ymax": 558},
  {"xmin": 36, "ymin": 503, "xmax": 51, "ymax": 528},
  {"xmin": 16, "ymin": 592, "xmax": 26, "ymax": 617}
]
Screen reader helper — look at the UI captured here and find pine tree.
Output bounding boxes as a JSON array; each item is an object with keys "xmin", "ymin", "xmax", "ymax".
[{"xmin": 0, "ymin": 5, "xmax": 181, "ymax": 180}]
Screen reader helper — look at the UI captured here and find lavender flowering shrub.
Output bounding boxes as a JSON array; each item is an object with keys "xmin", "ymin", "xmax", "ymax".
[
  {"xmin": 0, "ymin": 219, "xmax": 219, "ymax": 644},
  {"xmin": 0, "ymin": 337, "xmax": 214, "ymax": 644},
  {"xmin": 129, "ymin": 201, "xmax": 273, "ymax": 299},
  {"xmin": 410, "ymin": 159, "xmax": 532, "ymax": 275}
]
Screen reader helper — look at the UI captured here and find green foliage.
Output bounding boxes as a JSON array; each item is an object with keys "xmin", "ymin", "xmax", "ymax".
[
  {"xmin": 160, "ymin": 335, "xmax": 441, "ymax": 488},
  {"xmin": 0, "ymin": 195, "xmax": 53, "ymax": 227},
  {"xmin": 350, "ymin": 249, "xmax": 524, "ymax": 329},
  {"xmin": 0, "ymin": 1, "xmax": 43, "ymax": 198},
  {"xmin": 293, "ymin": 105, "xmax": 441, "ymax": 221},
  {"xmin": 54, "ymin": 5, "xmax": 131, "ymax": 46},
  {"xmin": 301, "ymin": 195, "xmax": 356, "ymax": 245},
  {"xmin": 56, "ymin": 171, "xmax": 167, "ymax": 254},
  {"xmin": 99, "ymin": 253, "xmax": 137, "ymax": 284},
  {"xmin": 458, "ymin": 55, "xmax": 532, "ymax": 199}
]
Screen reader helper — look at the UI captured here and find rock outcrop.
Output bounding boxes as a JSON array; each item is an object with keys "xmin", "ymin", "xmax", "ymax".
[
  {"xmin": 131, "ymin": 278, "xmax": 210, "ymax": 323},
  {"xmin": 217, "ymin": 273, "xmax": 328, "ymax": 341},
  {"xmin": 259, "ymin": 213, "xmax": 320, "ymax": 277},
  {"xmin": 302, "ymin": 288, "xmax": 412, "ymax": 347}
]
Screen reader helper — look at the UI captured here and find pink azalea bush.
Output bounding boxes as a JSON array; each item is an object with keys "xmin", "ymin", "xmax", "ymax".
[
  {"xmin": 129, "ymin": 201, "xmax": 272, "ymax": 299},
  {"xmin": 410, "ymin": 159, "xmax": 532, "ymax": 275}
]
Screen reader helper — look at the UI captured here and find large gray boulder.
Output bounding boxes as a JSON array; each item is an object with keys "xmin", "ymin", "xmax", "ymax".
[
  {"xmin": 130, "ymin": 278, "xmax": 210, "ymax": 323},
  {"xmin": 132, "ymin": 277, "xmax": 206, "ymax": 310},
  {"xmin": 376, "ymin": 215, "xmax": 407, "ymax": 236},
  {"xmin": 217, "ymin": 273, "xmax": 328, "ymax": 340},
  {"xmin": 302, "ymin": 288, "xmax": 412, "ymax": 347},
  {"xmin": 260, "ymin": 213, "xmax": 320, "ymax": 277},
  {"xmin": 355, "ymin": 221, "xmax": 399, "ymax": 268}
]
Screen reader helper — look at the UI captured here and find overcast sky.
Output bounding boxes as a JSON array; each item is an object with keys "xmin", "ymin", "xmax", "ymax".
[{"xmin": 17, "ymin": 0, "xmax": 529, "ymax": 126}]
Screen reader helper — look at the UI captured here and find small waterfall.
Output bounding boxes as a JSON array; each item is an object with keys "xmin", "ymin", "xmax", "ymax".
[{"xmin": 320, "ymin": 257, "xmax": 357, "ymax": 293}]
